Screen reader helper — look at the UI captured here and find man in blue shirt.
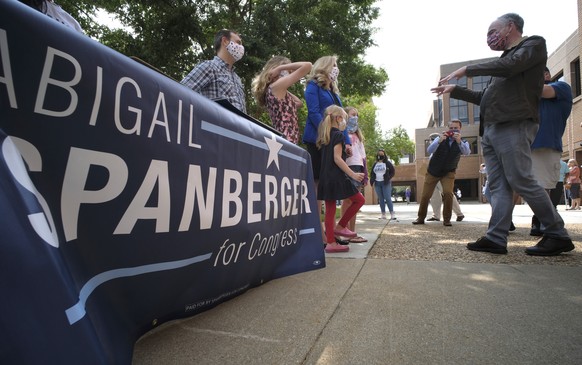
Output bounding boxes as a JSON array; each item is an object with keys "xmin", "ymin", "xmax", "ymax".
[
  {"xmin": 529, "ymin": 67, "xmax": 572, "ymax": 236},
  {"xmin": 181, "ymin": 29, "xmax": 246, "ymax": 113}
]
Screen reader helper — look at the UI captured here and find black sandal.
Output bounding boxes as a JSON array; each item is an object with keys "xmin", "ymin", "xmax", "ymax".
[{"xmin": 335, "ymin": 237, "xmax": 350, "ymax": 245}]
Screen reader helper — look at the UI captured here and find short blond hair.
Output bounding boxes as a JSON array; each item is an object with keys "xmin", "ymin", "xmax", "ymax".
[{"xmin": 316, "ymin": 105, "xmax": 347, "ymax": 149}]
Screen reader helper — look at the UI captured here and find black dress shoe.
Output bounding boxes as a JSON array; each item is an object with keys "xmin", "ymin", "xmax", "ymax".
[
  {"xmin": 509, "ymin": 222, "xmax": 516, "ymax": 231},
  {"xmin": 456, "ymin": 215, "xmax": 465, "ymax": 222},
  {"xmin": 529, "ymin": 227, "xmax": 543, "ymax": 237},
  {"xmin": 525, "ymin": 236, "xmax": 575, "ymax": 256},
  {"xmin": 412, "ymin": 219, "xmax": 424, "ymax": 225},
  {"xmin": 443, "ymin": 221, "xmax": 452, "ymax": 226},
  {"xmin": 427, "ymin": 217, "xmax": 440, "ymax": 221},
  {"xmin": 467, "ymin": 236, "xmax": 507, "ymax": 254}
]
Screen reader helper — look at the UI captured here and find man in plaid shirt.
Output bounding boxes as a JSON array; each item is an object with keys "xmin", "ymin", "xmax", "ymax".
[{"xmin": 181, "ymin": 29, "xmax": 246, "ymax": 113}]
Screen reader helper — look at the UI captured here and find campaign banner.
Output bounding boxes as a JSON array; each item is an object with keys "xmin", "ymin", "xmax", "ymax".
[{"xmin": 0, "ymin": 2, "xmax": 324, "ymax": 364}]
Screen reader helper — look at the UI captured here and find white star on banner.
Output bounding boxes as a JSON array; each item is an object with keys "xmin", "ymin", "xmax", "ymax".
[{"xmin": 264, "ymin": 135, "xmax": 283, "ymax": 170}]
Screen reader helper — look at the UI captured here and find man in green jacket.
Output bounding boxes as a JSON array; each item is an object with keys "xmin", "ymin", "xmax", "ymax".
[{"xmin": 431, "ymin": 13, "xmax": 573, "ymax": 256}]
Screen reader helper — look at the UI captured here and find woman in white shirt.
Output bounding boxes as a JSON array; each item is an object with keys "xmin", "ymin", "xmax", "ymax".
[{"xmin": 370, "ymin": 149, "xmax": 396, "ymax": 219}]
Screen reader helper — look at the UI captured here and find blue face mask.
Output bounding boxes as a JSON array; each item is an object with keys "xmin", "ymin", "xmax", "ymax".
[{"xmin": 347, "ymin": 116, "xmax": 358, "ymax": 133}]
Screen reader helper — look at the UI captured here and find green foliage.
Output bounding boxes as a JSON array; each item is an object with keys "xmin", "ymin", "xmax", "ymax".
[
  {"xmin": 379, "ymin": 126, "xmax": 416, "ymax": 166},
  {"xmin": 58, "ymin": 1, "xmax": 388, "ymax": 100},
  {"xmin": 53, "ymin": 0, "xmax": 413, "ymax": 168},
  {"xmin": 339, "ymin": 98, "xmax": 414, "ymax": 171},
  {"xmin": 341, "ymin": 97, "xmax": 380, "ymax": 165}
]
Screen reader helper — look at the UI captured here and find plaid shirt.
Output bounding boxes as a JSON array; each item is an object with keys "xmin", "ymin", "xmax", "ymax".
[{"xmin": 180, "ymin": 56, "xmax": 246, "ymax": 113}]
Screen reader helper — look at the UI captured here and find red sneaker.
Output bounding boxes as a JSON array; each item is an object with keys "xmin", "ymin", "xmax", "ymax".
[
  {"xmin": 333, "ymin": 227, "xmax": 357, "ymax": 238},
  {"xmin": 325, "ymin": 243, "xmax": 350, "ymax": 253}
]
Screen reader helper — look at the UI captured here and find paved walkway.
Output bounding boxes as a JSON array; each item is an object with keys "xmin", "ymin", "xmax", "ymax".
[{"xmin": 133, "ymin": 202, "xmax": 582, "ymax": 365}]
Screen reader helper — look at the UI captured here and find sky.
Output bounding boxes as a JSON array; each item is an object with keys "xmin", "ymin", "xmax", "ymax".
[{"xmin": 365, "ymin": 0, "xmax": 579, "ymax": 141}]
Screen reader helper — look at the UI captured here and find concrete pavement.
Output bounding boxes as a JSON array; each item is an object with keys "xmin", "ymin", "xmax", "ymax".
[{"xmin": 133, "ymin": 202, "xmax": 582, "ymax": 364}]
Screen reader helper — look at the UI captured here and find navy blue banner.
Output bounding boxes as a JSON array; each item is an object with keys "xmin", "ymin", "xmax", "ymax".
[{"xmin": 0, "ymin": 2, "xmax": 324, "ymax": 364}]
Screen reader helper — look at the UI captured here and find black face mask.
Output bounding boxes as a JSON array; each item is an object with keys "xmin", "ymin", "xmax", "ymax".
[{"xmin": 377, "ymin": 155, "xmax": 384, "ymax": 161}]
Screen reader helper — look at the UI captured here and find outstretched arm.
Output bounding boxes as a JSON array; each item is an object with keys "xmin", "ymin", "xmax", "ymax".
[
  {"xmin": 438, "ymin": 66, "xmax": 467, "ymax": 85},
  {"xmin": 431, "ymin": 84, "xmax": 456, "ymax": 96},
  {"xmin": 431, "ymin": 66, "xmax": 471, "ymax": 98}
]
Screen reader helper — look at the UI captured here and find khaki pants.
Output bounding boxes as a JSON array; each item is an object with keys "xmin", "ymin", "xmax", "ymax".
[
  {"xmin": 417, "ymin": 171, "xmax": 456, "ymax": 222},
  {"xmin": 430, "ymin": 181, "xmax": 463, "ymax": 219}
]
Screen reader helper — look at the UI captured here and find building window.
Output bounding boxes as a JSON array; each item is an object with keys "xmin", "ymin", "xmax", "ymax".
[
  {"xmin": 463, "ymin": 136, "xmax": 479, "ymax": 154},
  {"xmin": 449, "ymin": 77, "xmax": 468, "ymax": 124},
  {"xmin": 570, "ymin": 58, "xmax": 581, "ymax": 97},
  {"xmin": 450, "ymin": 98, "xmax": 468, "ymax": 124},
  {"xmin": 471, "ymin": 76, "xmax": 489, "ymax": 123}
]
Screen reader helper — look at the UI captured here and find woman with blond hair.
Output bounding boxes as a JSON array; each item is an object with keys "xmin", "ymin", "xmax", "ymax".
[
  {"xmin": 316, "ymin": 105, "xmax": 365, "ymax": 253},
  {"xmin": 303, "ymin": 56, "xmax": 352, "ymax": 243},
  {"xmin": 252, "ymin": 56, "xmax": 312, "ymax": 143},
  {"xmin": 302, "ymin": 55, "xmax": 351, "ymax": 184},
  {"xmin": 566, "ymin": 159, "xmax": 581, "ymax": 210}
]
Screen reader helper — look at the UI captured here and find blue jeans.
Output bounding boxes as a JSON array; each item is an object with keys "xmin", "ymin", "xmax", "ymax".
[
  {"xmin": 482, "ymin": 120, "xmax": 568, "ymax": 245},
  {"xmin": 483, "ymin": 180, "xmax": 491, "ymax": 202},
  {"xmin": 374, "ymin": 181, "xmax": 394, "ymax": 214}
]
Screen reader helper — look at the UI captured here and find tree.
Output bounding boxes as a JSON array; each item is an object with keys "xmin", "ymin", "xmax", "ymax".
[
  {"xmin": 54, "ymin": 0, "xmax": 399, "ymax": 156},
  {"xmin": 336, "ymin": 97, "xmax": 414, "ymax": 173},
  {"xmin": 341, "ymin": 97, "xmax": 381, "ymax": 163},
  {"xmin": 378, "ymin": 126, "xmax": 415, "ymax": 166},
  {"xmin": 55, "ymin": 0, "xmax": 388, "ymax": 118}
]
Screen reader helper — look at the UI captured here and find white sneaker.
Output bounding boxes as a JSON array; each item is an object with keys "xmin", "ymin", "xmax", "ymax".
[
  {"xmin": 380, "ymin": 214, "xmax": 386, "ymax": 219},
  {"xmin": 390, "ymin": 213, "xmax": 396, "ymax": 220}
]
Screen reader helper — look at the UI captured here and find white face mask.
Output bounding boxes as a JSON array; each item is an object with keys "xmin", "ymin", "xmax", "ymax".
[
  {"xmin": 330, "ymin": 66, "xmax": 339, "ymax": 81},
  {"xmin": 279, "ymin": 70, "xmax": 290, "ymax": 78},
  {"xmin": 226, "ymin": 41, "xmax": 245, "ymax": 62},
  {"xmin": 338, "ymin": 118, "xmax": 347, "ymax": 130}
]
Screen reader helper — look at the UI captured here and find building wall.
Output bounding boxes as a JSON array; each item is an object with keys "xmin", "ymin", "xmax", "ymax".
[
  {"xmin": 547, "ymin": 29, "xmax": 582, "ymax": 163},
  {"xmin": 392, "ymin": 163, "xmax": 416, "ymax": 183},
  {"xmin": 367, "ymin": 163, "xmax": 418, "ymax": 205},
  {"xmin": 580, "ymin": 0, "xmax": 582, "ymax": 164}
]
